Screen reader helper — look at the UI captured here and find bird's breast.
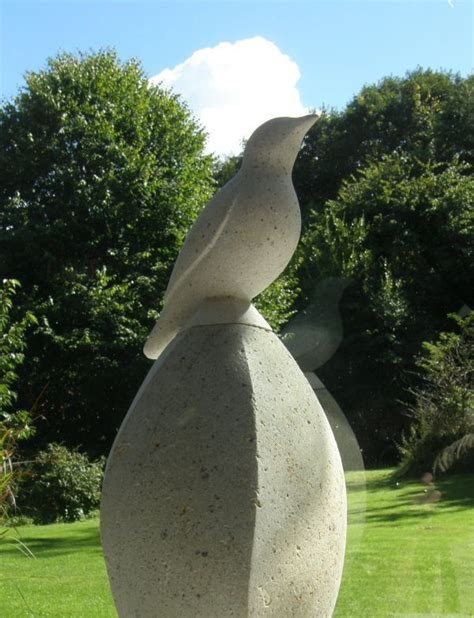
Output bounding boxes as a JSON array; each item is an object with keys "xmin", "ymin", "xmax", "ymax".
[
  {"xmin": 200, "ymin": 173, "xmax": 301, "ymax": 300},
  {"xmin": 241, "ymin": 173, "xmax": 300, "ymax": 249}
]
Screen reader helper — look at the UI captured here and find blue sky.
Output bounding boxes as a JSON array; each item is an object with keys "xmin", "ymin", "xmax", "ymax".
[{"xmin": 1, "ymin": 0, "xmax": 472, "ymax": 154}]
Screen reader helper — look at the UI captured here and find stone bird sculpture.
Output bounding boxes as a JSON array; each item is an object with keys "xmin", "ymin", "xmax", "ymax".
[
  {"xmin": 144, "ymin": 114, "xmax": 318, "ymax": 360},
  {"xmin": 102, "ymin": 116, "xmax": 348, "ymax": 617}
]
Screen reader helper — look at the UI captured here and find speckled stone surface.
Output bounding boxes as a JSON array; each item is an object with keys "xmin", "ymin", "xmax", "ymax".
[{"xmin": 101, "ymin": 323, "xmax": 347, "ymax": 617}]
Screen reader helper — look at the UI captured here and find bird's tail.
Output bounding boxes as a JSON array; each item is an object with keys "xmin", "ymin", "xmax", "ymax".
[{"xmin": 143, "ymin": 305, "xmax": 180, "ymax": 360}]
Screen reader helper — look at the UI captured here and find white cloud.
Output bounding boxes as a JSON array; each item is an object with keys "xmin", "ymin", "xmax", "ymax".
[{"xmin": 150, "ymin": 36, "xmax": 308, "ymax": 157}]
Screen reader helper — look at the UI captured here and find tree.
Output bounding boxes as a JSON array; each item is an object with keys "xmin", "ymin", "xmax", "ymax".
[
  {"xmin": 0, "ymin": 50, "xmax": 217, "ymax": 455},
  {"xmin": 0, "ymin": 280, "xmax": 36, "ymax": 520},
  {"xmin": 0, "ymin": 50, "xmax": 298, "ymax": 456},
  {"xmin": 294, "ymin": 69, "xmax": 474, "ymax": 224},
  {"xmin": 301, "ymin": 155, "xmax": 474, "ymax": 464},
  {"xmin": 213, "ymin": 153, "xmax": 243, "ymax": 188},
  {"xmin": 292, "ymin": 70, "xmax": 474, "ymax": 465},
  {"xmin": 398, "ymin": 313, "xmax": 473, "ymax": 476}
]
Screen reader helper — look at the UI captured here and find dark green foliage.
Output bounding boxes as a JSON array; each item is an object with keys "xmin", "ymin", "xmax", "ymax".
[
  {"xmin": 2, "ymin": 59, "xmax": 473, "ymax": 467},
  {"xmin": 213, "ymin": 153, "xmax": 243, "ymax": 188},
  {"xmin": 295, "ymin": 70, "xmax": 474, "ymax": 465},
  {"xmin": 0, "ymin": 280, "xmax": 36, "ymax": 521},
  {"xmin": 0, "ymin": 280, "xmax": 37, "ymax": 418},
  {"xmin": 0, "ymin": 50, "xmax": 299, "ymax": 456},
  {"xmin": 294, "ymin": 69, "xmax": 474, "ymax": 223},
  {"xmin": 17, "ymin": 443, "xmax": 105, "ymax": 523},
  {"xmin": 0, "ymin": 50, "xmax": 216, "ymax": 454},
  {"xmin": 397, "ymin": 314, "xmax": 473, "ymax": 476},
  {"xmin": 302, "ymin": 156, "xmax": 473, "ymax": 464}
]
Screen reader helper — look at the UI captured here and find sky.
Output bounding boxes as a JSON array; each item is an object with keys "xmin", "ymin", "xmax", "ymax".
[{"xmin": 1, "ymin": 0, "xmax": 473, "ymax": 155}]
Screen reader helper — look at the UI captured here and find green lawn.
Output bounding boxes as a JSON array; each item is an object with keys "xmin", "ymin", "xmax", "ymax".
[
  {"xmin": 0, "ymin": 518, "xmax": 115, "ymax": 617},
  {"xmin": 0, "ymin": 470, "xmax": 472, "ymax": 617},
  {"xmin": 336, "ymin": 470, "xmax": 474, "ymax": 617}
]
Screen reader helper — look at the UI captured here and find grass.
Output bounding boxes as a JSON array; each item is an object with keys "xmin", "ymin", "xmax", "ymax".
[
  {"xmin": 0, "ymin": 518, "xmax": 115, "ymax": 617},
  {"xmin": 0, "ymin": 469, "xmax": 473, "ymax": 617},
  {"xmin": 335, "ymin": 469, "xmax": 474, "ymax": 617}
]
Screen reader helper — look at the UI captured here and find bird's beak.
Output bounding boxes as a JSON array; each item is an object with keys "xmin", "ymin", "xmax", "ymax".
[{"xmin": 294, "ymin": 113, "xmax": 319, "ymax": 136}]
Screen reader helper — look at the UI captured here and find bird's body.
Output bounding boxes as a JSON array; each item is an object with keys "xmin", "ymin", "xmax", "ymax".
[
  {"xmin": 164, "ymin": 172, "xmax": 300, "ymax": 307},
  {"xmin": 144, "ymin": 115, "xmax": 317, "ymax": 359}
]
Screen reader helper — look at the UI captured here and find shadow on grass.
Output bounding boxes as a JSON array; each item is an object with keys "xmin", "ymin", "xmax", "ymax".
[
  {"xmin": 2, "ymin": 473, "xmax": 473, "ymax": 559},
  {"xmin": 0, "ymin": 525, "xmax": 103, "ymax": 559},
  {"xmin": 362, "ymin": 472, "xmax": 474, "ymax": 525}
]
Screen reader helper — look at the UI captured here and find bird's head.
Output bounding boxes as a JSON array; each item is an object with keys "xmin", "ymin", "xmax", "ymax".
[{"xmin": 241, "ymin": 114, "xmax": 318, "ymax": 174}]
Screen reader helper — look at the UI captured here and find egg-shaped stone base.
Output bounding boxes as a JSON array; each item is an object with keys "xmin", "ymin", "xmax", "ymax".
[{"xmin": 101, "ymin": 323, "xmax": 346, "ymax": 617}]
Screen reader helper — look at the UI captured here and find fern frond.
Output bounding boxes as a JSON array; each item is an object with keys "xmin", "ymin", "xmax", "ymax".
[{"xmin": 433, "ymin": 433, "xmax": 474, "ymax": 474}]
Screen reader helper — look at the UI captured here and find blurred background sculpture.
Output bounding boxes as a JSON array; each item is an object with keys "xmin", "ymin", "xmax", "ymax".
[
  {"xmin": 281, "ymin": 277, "xmax": 367, "ymax": 562},
  {"xmin": 101, "ymin": 115, "xmax": 347, "ymax": 617},
  {"xmin": 281, "ymin": 277, "xmax": 364, "ymax": 473}
]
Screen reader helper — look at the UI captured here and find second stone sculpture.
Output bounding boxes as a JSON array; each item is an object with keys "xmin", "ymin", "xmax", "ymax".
[{"xmin": 101, "ymin": 115, "xmax": 347, "ymax": 617}]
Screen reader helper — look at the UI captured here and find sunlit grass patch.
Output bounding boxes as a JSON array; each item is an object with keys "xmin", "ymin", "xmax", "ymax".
[
  {"xmin": 336, "ymin": 469, "xmax": 474, "ymax": 617},
  {"xmin": 0, "ymin": 470, "xmax": 472, "ymax": 617}
]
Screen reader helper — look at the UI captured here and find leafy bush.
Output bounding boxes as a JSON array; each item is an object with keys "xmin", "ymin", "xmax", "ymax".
[
  {"xmin": 18, "ymin": 443, "xmax": 105, "ymax": 523},
  {"xmin": 3, "ymin": 513, "xmax": 34, "ymax": 527},
  {"xmin": 397, "ymin": 312, "xmax": 473, "ymax": 476}
]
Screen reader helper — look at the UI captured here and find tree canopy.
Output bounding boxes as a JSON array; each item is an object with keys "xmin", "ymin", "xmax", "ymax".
[
  {"xmin": 1, "ymin": 58, "xmax": 472, "ymax": 468},
  {"xmin": 0, "ymin": 279, "xmax": 37, "ymax": 518},
  {"xmin": 296, "ymin": 70, "xmax": 474, "ymax": 464},
  {"xmin": 294, "ymin": 69, "xmax": 473, "ymax": 223},
  {"xmin": 0, "ymin": 50, "xmax": 299, "ymax": 455},
  {"xmin": 0, "ymin": 50, "xmax": 217, "ymax": 453}
]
